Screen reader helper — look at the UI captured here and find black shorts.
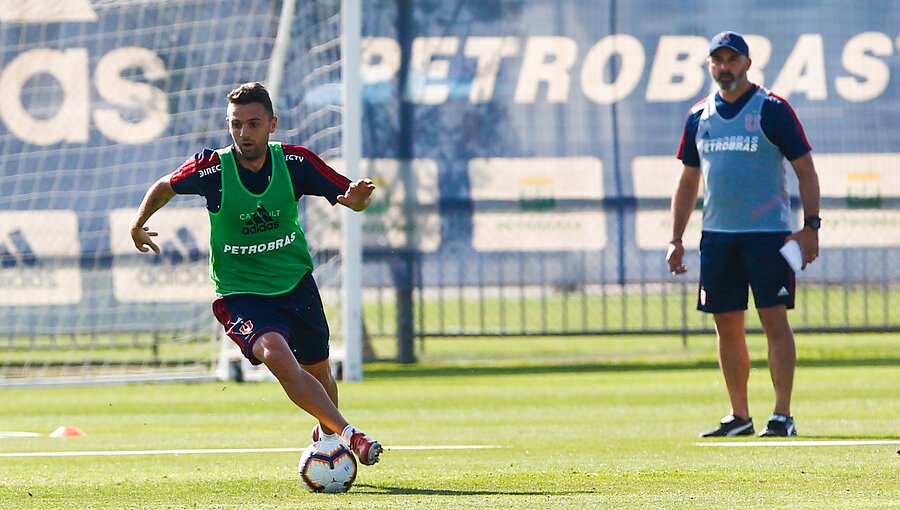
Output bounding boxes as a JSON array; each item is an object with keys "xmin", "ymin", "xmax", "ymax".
[
  {"xmin": 698, "ymin": 231, "xmax": 795, "ymax": 314},
  {"xmin": 212, "ymin": 272, "xmax": 330, "ymax": 365}
]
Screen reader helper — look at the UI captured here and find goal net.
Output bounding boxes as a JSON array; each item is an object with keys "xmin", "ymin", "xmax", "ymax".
[{"xmin": 0, "ymin": 0, "xmax": 351, "ymax": 386}]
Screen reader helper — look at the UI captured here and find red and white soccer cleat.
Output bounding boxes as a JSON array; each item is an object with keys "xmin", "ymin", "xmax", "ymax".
[{"xmin": 347, "ymin": 432, "xmax": 383, "ymax": 466}]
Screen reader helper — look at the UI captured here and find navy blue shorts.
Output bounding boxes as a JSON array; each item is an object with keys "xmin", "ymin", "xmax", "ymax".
[
  {"xmin": 698, "ymin": 231, "xmax": 795, "ymax": 314},
  {"xmin": 212, "ymin": 272, "xmax": 330, "ymax": 366}
]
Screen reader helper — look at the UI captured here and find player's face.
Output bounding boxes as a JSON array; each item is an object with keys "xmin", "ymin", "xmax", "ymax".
[
  {"xmin": 708, "ymin": 48, "xmax": 750, "ymax": 92},
  {"xmin": 226, "ymin": 102, "xmax": 277, "ymax": 162}
]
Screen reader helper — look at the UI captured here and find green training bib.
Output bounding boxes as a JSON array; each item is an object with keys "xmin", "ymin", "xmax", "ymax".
[{"xmin": 209, "ymin": 142, "xmax": 313, "ymax": 295}]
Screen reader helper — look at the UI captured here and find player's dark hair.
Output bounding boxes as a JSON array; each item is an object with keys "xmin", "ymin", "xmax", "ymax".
[{"xmin": 226, "ymin": 82, "xmax": 274, "ymax": 118}]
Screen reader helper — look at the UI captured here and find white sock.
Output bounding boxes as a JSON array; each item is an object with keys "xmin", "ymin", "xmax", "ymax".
[
  {"xmin": 314, "ymin": 424, "xmax": 339, "ymax": 441},
  {"xmin": 341, "ymin": 424, "xmax": 362, "ymax": 444}
]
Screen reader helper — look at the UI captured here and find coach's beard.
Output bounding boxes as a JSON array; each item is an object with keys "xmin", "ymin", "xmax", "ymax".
[
  {"xmin": 715, "ymin": 70, "xmax": 746, "ymax": 92},
  {"xmin": 716, "ymin": 74, "xmax": 737, "ymax": 92}
]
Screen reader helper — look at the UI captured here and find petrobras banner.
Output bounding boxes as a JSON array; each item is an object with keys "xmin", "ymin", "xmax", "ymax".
[{"xmin": 0, "ymin": 0, "xmax": 898, "ymax": 313}]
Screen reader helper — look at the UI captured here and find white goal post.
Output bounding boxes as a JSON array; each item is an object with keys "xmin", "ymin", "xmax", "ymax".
[{"xmin": 220, "ymin": 0, "xmax": 364, "ymax": 383}]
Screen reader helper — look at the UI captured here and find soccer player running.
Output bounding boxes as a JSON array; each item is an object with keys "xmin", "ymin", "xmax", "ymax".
[
  {"xmin": 667, "ymin": 32, "xmax": 821, "ymax": 437},
  {"xmin": 130, "ymin": 82, "xmax": 382, "ymax": 464}
]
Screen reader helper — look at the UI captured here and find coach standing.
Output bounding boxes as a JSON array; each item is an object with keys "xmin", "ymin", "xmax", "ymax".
[{"xmin": 666, "ymin": 31, "xmax": 822, "ymax": 437}]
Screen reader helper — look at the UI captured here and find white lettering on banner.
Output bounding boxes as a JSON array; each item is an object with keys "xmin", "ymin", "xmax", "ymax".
[
  {"xmin": 646, "ymin": 36, "xmax": 708, "ymax": 102},
  {"xmin": 93, "ymin": 47, "xmax": 169, "ymax": 144},
  {"xmin": 835, "ymin": 32, "xmax": 893, "ymax": 102},
  {"xmin": 0, "ymin": 210, "xmax": 82, "ymax": 305},
  {"xmin": 770, "ymin": 34, "xmax": 828, "ymax": 101},
  {"xmin": 0, "ymin": 48, "xmax": 90, "ymax": 145},
  {"xmin": 407, "ymin": 37, "xmax": 459, "ymax": 104},
  {"xmin": 464, "ymin": 37, "xmax": 519, "ymax": 103},
  {"xmin": 0, "ymin": 47, "xmax": 169, "ymax": 146},
  {"xmin": 360, "ymin": 32, "xmax": 897, "ymax": 104},
  {"xmin": 108, "ymin": 208, "xmax": 214, "ymax": 303},
  {"xmin": 361, "ymin": 37, "xmax": 402, "ymax": 83},
  {"xmin": 581, "ymin": 34, "xmax": 645, "ymax": 104},
  {"xmin": 515, "ymin": 36, "xmax": 578, "ymax": 103},
  {"xmin": 0, "ymin": 0, "xmax": 97, "ymax": 22},
  {"xmin": 0, "ymin": 29, "xmax": 896, "ymax": 146}
]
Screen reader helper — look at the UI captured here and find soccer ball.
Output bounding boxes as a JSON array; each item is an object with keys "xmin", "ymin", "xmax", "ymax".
[{"xmin": 297, "ymin": 439, "xmax": 358, "ymax": 493}]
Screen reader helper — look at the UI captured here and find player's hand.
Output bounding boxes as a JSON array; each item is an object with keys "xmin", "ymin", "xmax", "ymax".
[
  {"xmin": 131, "ymin": 225, "xmax": 160, "ymax": 254},
  {"xmin": 787, "ymin": 228, "xmax": 819, "ymax": 269},
  {"xmin": 337, "ymin": 178, "xmax": 376, "ymax": 212},
  {"xmin": 666, "ymin": 240, "xmax": 688, "ymax": 275}
]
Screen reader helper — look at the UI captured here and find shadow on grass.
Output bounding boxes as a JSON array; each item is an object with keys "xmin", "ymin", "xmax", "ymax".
[
  {"xmin": 352, "ymin": 484, "xmax": 593, "ymax": 496},
  {"xmin": 365, "ymin": 357, "xmax": 899, "ymax": 379}
]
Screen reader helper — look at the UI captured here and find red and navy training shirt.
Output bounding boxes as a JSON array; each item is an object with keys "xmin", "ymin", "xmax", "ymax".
[
  {"xmin": 170, "ymin": 143, "xmax": 351, "ymax": 212},
  {"xmin": 676, "ymin": 84, "xmax": 811, "ymax": 167}
]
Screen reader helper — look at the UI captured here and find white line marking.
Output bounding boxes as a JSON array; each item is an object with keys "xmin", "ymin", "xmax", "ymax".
[
  {"xmin": 696, "ymin": 440, "xmax": 900, "ymax": 447},
  {"xmin": 0, "ymin": 445, "xmax": 501, "ymax": 458},
  {"xmin": 0, "ymin": 432, "xmax": 42, "ymax": 439}
]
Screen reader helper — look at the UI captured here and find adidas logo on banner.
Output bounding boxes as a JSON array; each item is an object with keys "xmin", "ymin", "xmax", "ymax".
[
  {"xmin": 0, "ymin": 210, "xmax": 82, "ymax": 305},
  {"xmin": 0, "ymin": 228, "xmax": 39, "ymax": 268},
  {"xmin": 150, "ymin": 227, "xmax": 203, "ymax": 266}
]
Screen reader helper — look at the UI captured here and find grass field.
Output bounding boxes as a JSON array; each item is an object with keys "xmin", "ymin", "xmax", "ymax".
[{"xmin": 0, "ymin": 334, "xmax": 897, "ymax": 509}]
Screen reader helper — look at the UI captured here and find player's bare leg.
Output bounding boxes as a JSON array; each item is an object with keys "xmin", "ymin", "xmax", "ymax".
[
  {"xmin": 253, "ymin": 333, "xmax": 382, "ymax": 465},
  {"xmin": 301, "ymin": 359, "xmax": 339, "ymax": 435},
  {"xmin": 713, "ymin": 310, "xmax": 751, "ymax": 420},
  {"xmin": 757, "ymin": 305, "xmax": 795, "ymax": 416},
  {"xmin": 253, "ymin": 333, "xmax": 349, "ymax": 434}
]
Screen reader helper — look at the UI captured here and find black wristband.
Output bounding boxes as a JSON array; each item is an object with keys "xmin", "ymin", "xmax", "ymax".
[{"xmin": 803, "ymin": 216, "xmax": 821, "ymax": 230}]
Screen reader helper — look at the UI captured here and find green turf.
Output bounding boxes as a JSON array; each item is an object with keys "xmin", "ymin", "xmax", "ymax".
[{"xmin": 0, "ymin": 334, "xmax": 897, "ymax": 509}]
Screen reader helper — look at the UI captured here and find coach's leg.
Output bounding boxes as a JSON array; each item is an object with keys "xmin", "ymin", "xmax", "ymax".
[
  {"xmin": 757, "ymin": 305, "xmax": 795, "ymax": 416},
  {"xmin": 302, "ymin": 359, "xmax": 339, "ymax": 435},
  {"xmin": 252, "ymin": 332, "xmax": 349, "ymax": 434},
  {"xmin": 713, "ymin": 310, "xmax": 751, "ymax": 419}
]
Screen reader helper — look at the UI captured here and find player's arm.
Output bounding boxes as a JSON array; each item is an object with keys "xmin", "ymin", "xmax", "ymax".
[
  {"xmin": 283, "ymin": 144, "xmax": 375, "ymax": 211},
  {"xmin": 786, "ymin": 152, "xmax": 820, "ymax": 269},
  {"xmin": 668, "ymin": 108, "xmax": 702, "ymax": 274},
  {"xmin": 337, "ymin": 178, "xmax": 376, "ymax": 212},
  {"xmin": 762, "ymin": 94, "xmax": 820, "ymax": 268},
  {"xmin": 129, "ymin": 174, "xmax": 176, "ymax": 254},
  {"xmin": 668, "ymin": 164, "xmax": 701, "ymax": 274}
]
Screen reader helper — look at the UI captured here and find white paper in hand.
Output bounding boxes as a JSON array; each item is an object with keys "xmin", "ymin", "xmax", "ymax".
[{"xmin": 780, "ymin": 239, "xmax": 803, "ymax": 272}]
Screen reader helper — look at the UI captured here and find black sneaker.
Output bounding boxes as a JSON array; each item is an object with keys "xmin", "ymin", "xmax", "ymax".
[
  {"xmin": 759, "ymin": 414, "xmax": 797, "ymax": 437},
  {"xmin": 699, "ymin": 415, "xmax": 755, "ymax": 437}
]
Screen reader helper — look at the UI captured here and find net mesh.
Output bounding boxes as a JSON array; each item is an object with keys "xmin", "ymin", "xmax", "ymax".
[{"xmin": 0, "ymin": 0, "xmax": 346, "ymax": 385}]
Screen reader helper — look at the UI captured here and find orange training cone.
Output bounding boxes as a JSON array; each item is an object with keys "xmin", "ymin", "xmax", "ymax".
[{"xmin": 49, "ymin": 426, "xmax": 85, "ymax": 438}]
